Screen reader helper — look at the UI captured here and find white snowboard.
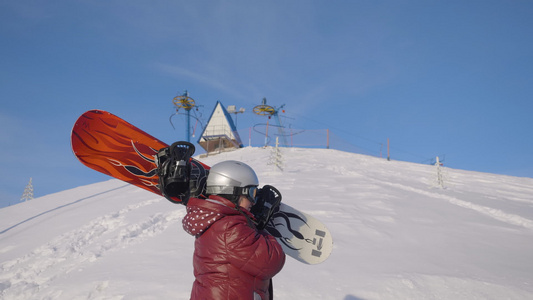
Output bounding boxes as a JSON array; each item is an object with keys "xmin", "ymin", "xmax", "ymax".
[{"xmin": 264, "ymin": 203, "xmax": 333, "ymax": 264}]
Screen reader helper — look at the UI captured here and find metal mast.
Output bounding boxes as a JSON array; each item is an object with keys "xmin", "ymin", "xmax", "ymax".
[
  {"xmin": 253, "ymin": 98, "xmax": 287, "ymax": 147},
  {"xmin": 172, "ymin": 91, "xmax": 196, "ymax": 142}
]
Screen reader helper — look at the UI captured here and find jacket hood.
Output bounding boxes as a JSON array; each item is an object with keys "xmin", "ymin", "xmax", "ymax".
[
  {"xmin": 183, "ymin": 195, "xmax": 247, "ymax": 236},
  {"xmin": 183, "ymin": 205, "xmax": 223, "ymax": 236}
]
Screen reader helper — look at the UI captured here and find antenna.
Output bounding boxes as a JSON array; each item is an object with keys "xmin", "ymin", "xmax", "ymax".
[
  {"xmin": 172, "ymin": 91, "xmax": 197, "ymax": 143},
  {"xmin": 253, "ymin": 98, "xmax": 287, "ymax": 147}
]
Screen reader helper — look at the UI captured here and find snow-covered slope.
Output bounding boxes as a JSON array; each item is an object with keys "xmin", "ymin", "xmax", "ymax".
[{"xmin": 1, "ymin": 147, "xmax": 533, "ymax": 299}]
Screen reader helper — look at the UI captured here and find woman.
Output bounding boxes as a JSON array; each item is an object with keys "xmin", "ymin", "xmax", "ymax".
[{"xmin": 183, "ymin": 160, "xmax": 285, "ymax": 300}]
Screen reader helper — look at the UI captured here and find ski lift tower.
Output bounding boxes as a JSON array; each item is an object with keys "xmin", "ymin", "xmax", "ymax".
[
  {"xmin": 172, "ymin": 91, "xmax": 196, "ymax": 142},
  {"xmin": 253, "ymin": 98, "xmax": 287, "ymax": 147}
]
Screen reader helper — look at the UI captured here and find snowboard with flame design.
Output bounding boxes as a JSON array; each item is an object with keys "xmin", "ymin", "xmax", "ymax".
[
  {"xmin": 71, "ymin": 109, "xmax": 208, "ymax": 204},
  {"xmin": 71, "ymin": 110, "xmax": 332, "ymax": 264}
]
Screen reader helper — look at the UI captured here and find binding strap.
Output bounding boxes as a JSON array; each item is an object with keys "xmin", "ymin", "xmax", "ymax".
[{"xmin": 156, "ymin": 141, "xmax": 195, "ymax": 205}]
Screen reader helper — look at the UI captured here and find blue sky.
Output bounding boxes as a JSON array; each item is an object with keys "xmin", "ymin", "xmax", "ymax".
[{"xmin": 1, "ymin": 0, "xmax": 533, "ymax": 208}]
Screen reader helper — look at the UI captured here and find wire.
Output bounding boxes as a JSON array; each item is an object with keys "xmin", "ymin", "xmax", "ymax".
[
  {"xmin": 283, "ymin": 110, "xmax": 434, "ymax": 163},
  {"xmin": 169, "ymin": 111, "xmax": 205, "ymax": 133}
]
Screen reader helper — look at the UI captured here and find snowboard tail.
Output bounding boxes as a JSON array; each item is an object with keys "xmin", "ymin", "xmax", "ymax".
[{"xmin": 265, "ymin": 203, "xmax": 332, "ymax": 264}]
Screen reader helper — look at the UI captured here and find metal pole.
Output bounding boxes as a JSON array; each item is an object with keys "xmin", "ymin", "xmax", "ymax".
[
  {"xmin": 387, "ymin": 138, "xmax": 390, "ymax": 161},
  {"xmin": 327, "ymin": 129, "xmax": 330, "ymax": 149},
  {"xmin": 265, "ymin": 120, "xmax": 269, "ymax": 147},
  {"xmin": 186, "ymin": 109, "xmax": 191, "ymax": 142}
]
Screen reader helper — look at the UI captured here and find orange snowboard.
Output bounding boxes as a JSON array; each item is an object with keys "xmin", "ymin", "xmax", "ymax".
[{"xmin": 71, "ymin": 110, "xmax": 208, "ymax": 204}]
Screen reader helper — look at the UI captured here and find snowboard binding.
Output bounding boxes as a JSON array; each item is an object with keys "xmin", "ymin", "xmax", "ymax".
[
  {"xmin": 251, "ymin": 185, "xmax": 282, "ymax": 230},
  {"xmin": 156, "ymin": 141, "xmax": 195, "ymax": 205}
]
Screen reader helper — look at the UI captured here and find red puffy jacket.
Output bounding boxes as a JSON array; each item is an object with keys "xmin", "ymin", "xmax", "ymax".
[{"xmin": 183, "ymin": 195, "xmax": 286, "ymax": 300}]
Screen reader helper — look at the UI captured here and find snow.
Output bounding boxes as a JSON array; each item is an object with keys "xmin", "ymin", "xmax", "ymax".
[{"xmin": 1, "ymin": 147, "xmax": 533, "ymax": 299}]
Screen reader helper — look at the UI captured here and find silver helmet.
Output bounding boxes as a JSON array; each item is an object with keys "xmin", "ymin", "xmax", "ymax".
[{"xmin": 206, "ymin": 160, "xmax": 259, "ymax": 196}]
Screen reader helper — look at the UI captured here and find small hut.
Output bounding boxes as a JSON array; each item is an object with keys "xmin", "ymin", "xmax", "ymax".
[{"xmin": 197, "ymin": 101, "xmax": 243, "ymax": 153}]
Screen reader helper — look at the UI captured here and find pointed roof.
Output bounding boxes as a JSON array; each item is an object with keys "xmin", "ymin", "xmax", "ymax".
[{"xmin": 197, "ymin": 101, "xmax": 243, "ymax": 147}]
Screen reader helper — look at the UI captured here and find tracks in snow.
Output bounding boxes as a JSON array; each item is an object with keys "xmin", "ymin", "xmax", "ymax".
[
  {"xmin": 379, "ymin": 181, "xmax": 533, "ymax": 230},
  {"xmin": 0, "ymin": 197, "xmax": 185, "ymax": 299}
]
